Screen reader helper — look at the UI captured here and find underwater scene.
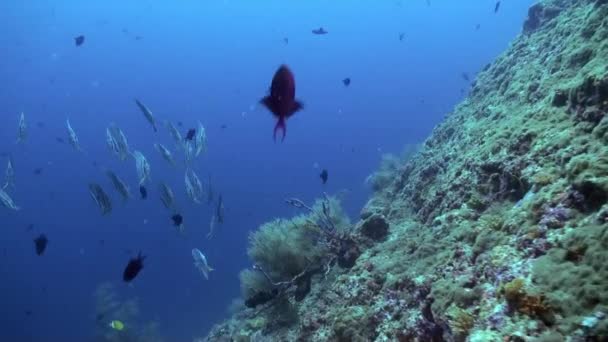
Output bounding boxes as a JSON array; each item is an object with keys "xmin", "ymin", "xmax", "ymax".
[{"xmin": 2, "ymin": 0, "xmax": 608, "ymax": 341}]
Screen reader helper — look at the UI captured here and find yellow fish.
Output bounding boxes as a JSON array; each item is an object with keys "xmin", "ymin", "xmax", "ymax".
[{"xmin": 109, "ymin": 320, "xmax": 124, "ymax": 331}]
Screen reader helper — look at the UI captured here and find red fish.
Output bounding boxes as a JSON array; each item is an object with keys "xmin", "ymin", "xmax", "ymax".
[{"xmin": 260, "ymin": 65, "xmax": 303, "ymax": 141}]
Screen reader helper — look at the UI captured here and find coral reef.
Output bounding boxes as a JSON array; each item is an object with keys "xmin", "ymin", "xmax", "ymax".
[{"xmin": 202, "ymin": 0, "xmax": 608, "ymax": 340}]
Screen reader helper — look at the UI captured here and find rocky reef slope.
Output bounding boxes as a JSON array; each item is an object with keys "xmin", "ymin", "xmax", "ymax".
[{"xmin": 204, "ymin": 0, "xmax": 608, "ymax": 340}]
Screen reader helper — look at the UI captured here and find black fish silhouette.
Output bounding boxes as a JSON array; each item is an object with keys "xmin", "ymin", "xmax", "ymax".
[
  {"xmin": 139, "ymin": 185, "xmax": 147, "ymax": 200},
  {"xmin": 34, "ymin": 234, "xmax": 48, "ymax": 256},
  {"xmin": 123, "ymin": 252, "xmax": 145, "ymax": 282},
  {"xmin": 320, "ymin": 169, "xmax": 328, "ymax": 184},
  {"xmin": 312, "ymin": 27, "xmax": 328, "ymax": 35},
  {"xmin": 185, "ymin": 129, "xmax": 196, "ymax": 141},
  {"xmin": 171, "ymin": 214, "xmax": 183, "ymax": 226},
  {"xmin": 74, "ymin": 35, "xmax": 85, "ymax": 46}
]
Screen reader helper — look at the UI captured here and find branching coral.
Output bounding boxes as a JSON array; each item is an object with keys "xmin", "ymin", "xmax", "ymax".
[{"xmin": 240, "ymin": 195, "xmax": 353, "ymax": 309}]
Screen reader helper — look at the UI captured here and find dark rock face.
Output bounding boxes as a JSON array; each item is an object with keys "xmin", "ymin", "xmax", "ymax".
[
  {"xmin": 294, "ymin": 273, "xmax": 312, "ymax": 302},
  {"xmin": 337, "ymin": 236, "xmax": 361, "ymax": 268},
  {"xmin": 568, "ymin": 75, "xmax": 608, "ymax": 126},
  {"xmin": 359, "ymin": 214, "xmax": 390, "ymax": 241},
  {"xmin": 244, "ymin": 289, "xmax": 278, "ymax": 308},
  {"xmin": 523, "ymin": 3, "xmax": 562, "ymax": 34}
]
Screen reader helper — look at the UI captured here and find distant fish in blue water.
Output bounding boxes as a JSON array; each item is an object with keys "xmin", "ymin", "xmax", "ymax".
[
  {"xmin": 123, "ymin": 252, "xmax": 145, "ymax": 282},
  {"xmin": 426, "ymin": 0, "xmax": 431, "ymax": 7},
  {"xmin": 33, "ymin": 234, "xmax": 48, "ymax": 256},
  {"xmin": 260, "ymin": 65, "xmax": 303, "ymax": 141},
  {"xmin": 171, "ymin": 214, "xmax": 183, "ymax": 226},
  {"xmin": 475, "ymin": 23, "xmax": 481, "ymax": 30},
  {"xmin": 461, "ymin": 72, "xmax": 470, "ymax": 82},
  {"xmin": 342, "ymin": 78, "xmax": 351, "ymax": 87},
  {"xmin": 134, "ymin": 99, "xmax": 158, "ymax": 132},
  {"xmin": 399, "ymin": 32, "xmax": 405, "ymax": 41},
  {"xmin": 172, "ymin": 213, "xmax": 185, "ymax": 234},
  {"xmin": 192, "ymin": 248, "xmax": 214, "ymax": 280},
  {"xmin": 185, "ymin": 128, "xmax": 196, "ymax": 141},
  {"xmin": 89, "ymin": 183, "xmax": 112, "ymax": 215},
  {"xmin": 312, "ymin": 27, "xmax": 328, "ymax": 35},
  {"xmin": 139, "ymin": 185, "xmax": 147, "ymax": 199},
  {"xmin": 320, "ymin": 169, "xmax": 328, "ymax": 184},
  {"xmin": 26, "ymin": 223, "xmax": 34, "ymax": 231},
  {"xmin": 494, "ymin": 1, "xmax": 500, "ymax": 13},
  {"xmin": 74, "ymin": 35, "xmax": 85, "ymax": 46},
  {"xmin": 216, "ymin": 194, "xmax": 224, "ymax": 224},
  {"xmin": 33, "ymin": 168, "xmax": 43, "ymax": 175},
  {"xmin": 283, "ymin": 37, "xmax": 289, "ymax": 45}
]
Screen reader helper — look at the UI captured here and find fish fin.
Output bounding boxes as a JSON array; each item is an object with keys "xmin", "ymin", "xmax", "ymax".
[
  {"xmin": 260, "ymin": 96, "xmax": 277, "ymax": 116},
  {"xmin": 273, "ymin": 118, "xmax": 286, "ymax": 142},
  {"xmin": 288, "ymin": 100, "xmax": 303, "ymax": 117}
]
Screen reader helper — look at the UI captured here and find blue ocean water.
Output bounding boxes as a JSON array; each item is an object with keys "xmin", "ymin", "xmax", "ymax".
[{"xmin": 1, "ymin": 0, "xmax": 534, "ymax": 340}]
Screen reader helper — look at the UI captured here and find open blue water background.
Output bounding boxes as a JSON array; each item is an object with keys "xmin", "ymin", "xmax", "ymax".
[{"xmin": 1, "ymin": 0, "xmax": 533, "ymax": 340}]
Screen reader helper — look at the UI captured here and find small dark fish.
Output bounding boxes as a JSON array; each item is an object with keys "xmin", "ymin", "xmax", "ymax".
[
  {"xmin": 426, "ymin": 0, "xmax": 431, "ymax": 6},
  {"xmin": 123, "ymin": 252, "xmax": 145, "ymax": 282},
  {"xmin": 34, "ymin": 234, "xmax": 48, "ymax": 256},
  {"xmin": 260, "ymin": 65, "xmax": 303, "ymax": 141},
  {"xmin": 99, "ymin": 239, "xmax": 105, "ymax": 246},
  {"xmin": 177, "ymin": 121, "xmax": 183, "ymax": 127},
  {"xmin": 33, "ymin": 168, "xmax": 43, "ymax": 175},
  {"xmin": 26, "ymin": 224, "xmax": 34, "ymax": 232},
  {"xmin": 74, "ymin": 35, "xmax": 85, "ymax": 46},
  {"xmin": 475, "ymin": 23, "xmax": 481, "ymax": 30},
  {"xmin": 342, "ymin": 78, "xmax": 351, "ymax": 87},
  {"xmin": 122, "ymin": 28, "xmax": 129, "ymax": 34},
  {"xmin": 399, "ymin": 33, "xmax": 405, "ymax": 41},
  {"xmin": 185, "ymin": 129, "xmax": 196, "ymax": 141},
  {"xmin": 55, "ymin": 137, "xmax": 65, "ymax": 144},
  {"xmin": 461, "ymin": 72, "xmax": 470, "ymax": 82},
  {"xmin": 171, "ymin": 214, "xmax": 183, "ymax": 226},
  {"xmin": 96, "ymin": 313, "xmax": 104, "ymax": 321},
  {"xmin": 36, "ymin": 122, "xmax": 45, "ymax": 128},
  {"xmin": 216, "ymin": 195, "xmax": 224, "ymax": 224},
  {"xmin": 25, "ymin": 310, "xmax": 32, "ymax": 316},
  {"xmin": 134, "ymin": 36, "xmax": 143, "ymax": 41},
  {"xmin": 494, "ymin": 1, "xmax": 500, "ymax": 13},
  {"xmin": 320, "ymin": 169, "xmax": 328, "ymax": 184},
  {"xmin": 139, "ymin": 185, "xmax": 147, "ymax": 200},
  {"xmin": 220, "ymin": 124, "xmax": 228, "ymax": 129},
  {"xmin": 312, "ymin": 27, "xmax": 328, "ymax": 35},
  {"xmin": 283, "ymin": 37, "xmax": 289, "ymax": 45}
]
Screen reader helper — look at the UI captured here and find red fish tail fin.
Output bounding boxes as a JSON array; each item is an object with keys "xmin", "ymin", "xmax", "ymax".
[{"xmin": 273, "ymin": 118, "xmax": 286, "ymax": 142}]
